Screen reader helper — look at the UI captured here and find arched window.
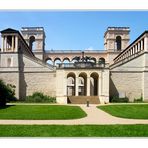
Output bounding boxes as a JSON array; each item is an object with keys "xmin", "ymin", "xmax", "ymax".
[
  {"xmin": 116, "ymin": 36, "xmax": 122, "ymax": 51},
  {"xmin": 99, "ymin": 58, "xmax": 105, "ymax": 64},
  {"xmin": 54, "ymin": 58, "xmax": 62, "ymax": 67},
  {"xmin": 46, "ymin": 58, "xmax": 53, "ymax": 65},
  {"xmin": 29, "ymin": 36, "xmax": 35, "ymax": 51},
  {"xmin": 99, "ymin": 58, "xmax": 105, "ymax": 67}
]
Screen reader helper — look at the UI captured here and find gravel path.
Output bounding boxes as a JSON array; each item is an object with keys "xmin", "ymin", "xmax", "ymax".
[{"xmin": 0, "ymin": 104, "xmax": 148, "ymax": 125}]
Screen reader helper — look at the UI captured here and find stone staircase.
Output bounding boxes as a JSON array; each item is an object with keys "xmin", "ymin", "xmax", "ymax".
[{"xmin": 67, "ymin": 96, "xmax": 100, "ymax": 104}]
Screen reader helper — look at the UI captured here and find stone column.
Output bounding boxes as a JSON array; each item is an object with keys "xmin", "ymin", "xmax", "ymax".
[
  {"xmin": 1, "ymin": 36, "xmax": 4, "ymax": 52},
  {"xmin": 141, "ymin": 39, "xmax": 143, "ymax": 50},
  {"xmin": 99, "ymin": 73, "xmax": 102, "ymax": 96},
  {"xmin": 133, "ymin": 46, "xmax": 135, "ymax": 54},
  {"xmin": 15, "ymin": 36, "xmax": 18, "ymax": 51},
  {"xmin": 87, "ymin": 77, "xmax": 90, "ymax": 96},
  {"xmin": 4, "ymin": 36, "xmax": 7, "ymax": 51},
  {"xmin": 75, "ymin": 77, "xmax": 79, "ymax": 96},
  {"xmin": 12, "ymin": 36, "xmax": 14, "ymax": 51},
  {"xmin": 144, "ymin": 36, "xmax": 148, "ymax": 51}
]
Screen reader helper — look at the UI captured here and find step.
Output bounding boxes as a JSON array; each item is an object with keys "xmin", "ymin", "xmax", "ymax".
[{"xmin": 68, "ymin": 96, "xmax": 100, "ymax": 104}]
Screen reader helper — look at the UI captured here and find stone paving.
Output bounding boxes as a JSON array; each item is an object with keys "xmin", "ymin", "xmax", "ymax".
[{"xmin": 0, "ymin": 104, "xmax": 148, "ymax": 125}]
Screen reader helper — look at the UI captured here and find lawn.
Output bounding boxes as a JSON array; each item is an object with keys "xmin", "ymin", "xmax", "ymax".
[
  {"xmin": 0, "ymin": 105, "xmax": 87, "ymax": 120},
  {"xmin": 98, "ymin": 104, "xmax": 148, "ymax": 119},
  {"xmin": 0, "ymin": 124, "xmax": 148, "ymax": 137}
]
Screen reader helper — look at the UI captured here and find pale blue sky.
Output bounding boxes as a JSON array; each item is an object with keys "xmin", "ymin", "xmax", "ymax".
[{"xmin": 0, "ymin": 11, "xmax": 148, "ymax": 50}]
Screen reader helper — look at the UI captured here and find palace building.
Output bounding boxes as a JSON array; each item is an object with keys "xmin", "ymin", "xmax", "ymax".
[{"xmin": 0, "ymin": 26, "xmax": 148, "ymax": 104}]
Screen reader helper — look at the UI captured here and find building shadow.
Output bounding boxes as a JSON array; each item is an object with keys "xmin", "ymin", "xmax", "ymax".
[{"xmin": 109, "ymin": 77, "xmax": 119, "ymax": 101}]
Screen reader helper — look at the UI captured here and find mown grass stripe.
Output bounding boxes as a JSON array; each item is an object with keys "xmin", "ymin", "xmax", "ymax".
[{"xmin": 0, "ymin": 124, "xmax": 148, "ymax": 137}]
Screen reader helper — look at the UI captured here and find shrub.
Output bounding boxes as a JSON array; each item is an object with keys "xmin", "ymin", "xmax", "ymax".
[
  {"xmin": 0, "ymin": 79, "xmax": 16, "ymax": 106},
  {"xmin": 134, "ymin": 96, "xmax": 143, "ymax": 103},
  {"xmin": 25, "ymin": 92, "xmax": 56, "ymax": 103},
  {"xmin": 110, "ymin": 96, "xmax": 129, "ymax": 103}
]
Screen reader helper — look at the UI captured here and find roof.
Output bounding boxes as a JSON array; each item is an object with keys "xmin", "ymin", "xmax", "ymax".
[
  {"xmin": 104, "ymin": 26, "xmax": 130, "ymax": 37},
  {"xmin": 1, "ymin": 28, "xmax": 20, "ymax": 34},
  {"xmin": 0, "ymin": 28, "xmax": 34, "ymax": 57}
]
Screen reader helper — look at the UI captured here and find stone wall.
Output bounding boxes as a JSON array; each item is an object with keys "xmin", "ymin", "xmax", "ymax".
[
  {"xmin": 21, "ymin": 72, "xmax": 56, "ymax": 98},
  {"xmin": 19, "ymin": 54, "xmax": 56, "ymax": 99},
  {"xmin": 110, "ymin": 72, "xmax": 142, "ymax": 102},
  {"xmin": 0, "ymin": 52, "xmax": 56, "ymax": 100}
]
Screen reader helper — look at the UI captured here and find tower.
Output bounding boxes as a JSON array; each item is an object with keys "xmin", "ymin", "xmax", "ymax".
[
  {"xmin": 104, "ymin": 27, "xmax": 130, "ymax": 52},
  {"xmin": 21, "ymin": 27, "xmax": 45, "ymax": 60},
  {"xmin": 104, "ymin": 27, "xmax": 130, "ymax": 64}
]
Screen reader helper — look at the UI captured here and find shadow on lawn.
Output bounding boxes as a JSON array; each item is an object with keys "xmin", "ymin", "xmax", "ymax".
[{"xmin": 0, "ymin": 105, "xmax": 15, "ymax": 110}]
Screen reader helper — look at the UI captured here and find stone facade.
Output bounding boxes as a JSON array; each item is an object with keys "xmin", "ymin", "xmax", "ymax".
[{"xmin": 0, "ymin": 27, "xmax": 148, "ymax": 104}]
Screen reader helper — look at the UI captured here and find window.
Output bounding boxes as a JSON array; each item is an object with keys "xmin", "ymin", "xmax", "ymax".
[
  {"xmin": 116, "ymin": 36, "xmax": 122, "ymax": 51},
  {"xmin": 29, "ymin": 36, "xmax": 35, "ymax": 50}
]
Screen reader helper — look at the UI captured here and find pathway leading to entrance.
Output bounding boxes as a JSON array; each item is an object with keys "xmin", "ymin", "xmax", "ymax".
[{"xmin": 0, "ymin": 104, "xmax": 148, "ymax": 125}]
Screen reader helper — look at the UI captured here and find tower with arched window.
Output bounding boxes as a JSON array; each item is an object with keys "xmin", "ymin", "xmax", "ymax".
[
  {"xmin": 104, "ymin": 27, "xmax": 130, "ymax": 64},
  {"xmin": 104, "ymin": 27, "xmax": 130, "ymax": 51},
  {"xmin": 21, "ymin": 27, "xmax": 45, "ymax": 60}
]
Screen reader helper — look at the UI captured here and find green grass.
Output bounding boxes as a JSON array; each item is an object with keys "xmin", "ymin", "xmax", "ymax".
[
  {"xmin": 98, "ymin": 104, "xmax": 148, "ymax": 119},
  {"xmin": 0, "ymin": 105, "xmax": 87, "ymax": 120},
  {"xmin": 0, "ymin": 124, "xmax": 148, "ymax": 137}
]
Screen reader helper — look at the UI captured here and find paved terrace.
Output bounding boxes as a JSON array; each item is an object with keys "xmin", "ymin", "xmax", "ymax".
[{"xmin": 0, "ymin": 104, "xmax": 148, "ymax": 125}]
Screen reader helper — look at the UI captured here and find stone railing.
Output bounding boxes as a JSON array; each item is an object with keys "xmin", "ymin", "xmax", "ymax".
[
  {"xmin": 114, "ymin": 31, "xmax": 148, "ymax": 65},
  {"xmin": 57, "ymin": 62, "xmax": 109, "ymax": 69}
]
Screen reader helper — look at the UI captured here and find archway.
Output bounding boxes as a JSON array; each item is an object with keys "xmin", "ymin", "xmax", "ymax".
[
  {"xmin": 90, "ymin": 72, "xmax": 99, "ymax": 96},
  {"xmin": 78, "ymin": 72, "xmax": 87, "ymax": 96},
  {"xmin": 67, "ymin": 72, "xmax": 76, "ymax": 96}
]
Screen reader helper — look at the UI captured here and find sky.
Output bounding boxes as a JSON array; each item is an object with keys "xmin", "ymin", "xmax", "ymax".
[{"xmin": 0, "ymin": 11, "xmax": 148, "ymax": 51}]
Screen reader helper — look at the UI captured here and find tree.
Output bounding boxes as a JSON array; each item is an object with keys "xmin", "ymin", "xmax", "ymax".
[{"xmin": 0, "ymin": 79, "xmax": 16, "ymax": 107}]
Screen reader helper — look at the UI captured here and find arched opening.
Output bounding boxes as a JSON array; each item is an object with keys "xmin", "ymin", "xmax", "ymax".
[
  {"xmin": 90, "ymin": 57, "xmax": 96, "ymax": 63},
  {"xmin": 78, "ymin": 73, "xmax": 87, "ymax": 96},
  {"xmin": 29, "ymin": 36, "xmax": 35, "ymax": 51},
  {"xmin": 72, "ymin": 56, "xmax": 80, "ymax": 63},
  {"xmin": 46, "ymin": 58, "xmax": 53, "ymax": 65},
  {"xmin": 54, "ymin": 58, "xmax": 62, "ymax": 67},
  {"xmin": 90, "ymin": 72, "xmax": 99, "ymax": 96},
  {"xmin": 63, "ymin": 58, "xmax": 70, "ymax": 64},
  {"xmin": 7, "ymin": 58, "xmax": 12, "ymax": 67},
  {"xmin": 67, "ymin": 72, "xmax": 76, "ymax": 96},
  {"xmin": 116, "ymin": 36, "xmax": 122, "ymax": 51},
  {"xmin": 71, "ymin": 57, "xmax": 77, "ymax": 63},
  {"xmin": 99, "ymin": 57, "xmax": 105, "ymax": 66}
]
